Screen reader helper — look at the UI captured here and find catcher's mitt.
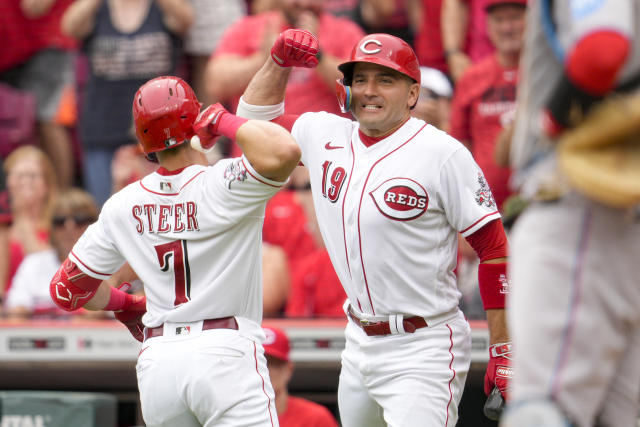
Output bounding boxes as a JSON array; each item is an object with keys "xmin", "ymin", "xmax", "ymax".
[{"xmin": 557, "ymin": 92, "xmax": 640, "ymax": 209}]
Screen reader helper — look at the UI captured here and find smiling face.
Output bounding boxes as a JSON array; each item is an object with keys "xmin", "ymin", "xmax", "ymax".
[
  {"xmin": 487, "ymin": 4, "xmax": 526, "ymax": 57},
  {"xmin": 349, "ymin": 62, "xmax": 419, "ymax": 138}
]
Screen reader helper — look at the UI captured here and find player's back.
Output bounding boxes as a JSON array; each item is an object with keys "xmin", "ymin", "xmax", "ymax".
[{"xmin": 71, "ymin": 158, "xmax": 285, "ymax": 328}]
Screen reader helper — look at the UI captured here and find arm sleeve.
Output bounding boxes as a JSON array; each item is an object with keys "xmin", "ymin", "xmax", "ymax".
[
  {"xmin": 464, "ymin": 218, "xmax": 508, "ymax": 261},
  {"xmin": 439, "ymin": 146, "xmax": 501, "ymax": 236}
]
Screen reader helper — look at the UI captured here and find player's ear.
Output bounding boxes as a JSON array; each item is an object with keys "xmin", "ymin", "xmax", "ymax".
[{"xmin": 408, "ymin": 82, "xmax": 420, "ymax": 110}]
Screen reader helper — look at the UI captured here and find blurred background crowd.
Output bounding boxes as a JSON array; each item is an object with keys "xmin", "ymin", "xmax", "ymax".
[{"xmin": 0, "ymin": 0, "xmax": 527, "ymax": 323}]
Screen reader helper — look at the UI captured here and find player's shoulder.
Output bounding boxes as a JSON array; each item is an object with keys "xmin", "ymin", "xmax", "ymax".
[{"xmin": 411, "ymin": 118, "xmax": 466, "ymax": 154}]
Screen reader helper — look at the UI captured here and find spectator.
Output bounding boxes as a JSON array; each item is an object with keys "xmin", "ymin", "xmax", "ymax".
[
  {"xmin": 263, "ymin": 166, "xmax": 346, "ymax": 318},
  {"xmin": 262, "ymin": 325, "xmax": 340, "ymax": 426},
  {"xmin": 442, "ymin": 0, "xmax": 497, "ymax": 82},
  {"xmin": 0, "ymin": 170, "xmax": 10, "ymax": 307},
  {"xmin": 262, "ymin": 242, "xmax": 291, "ymax": 317},
  {"xmin": 206, "ymin": 0, "xmax": 365, "ymax": 151},
  {"xmin": 411, "ymin": 0, "xmax": 448, "ymax": 73},
  {"xmin": 285, "ymin": 249, "xmax": 346, "ymax": 318},
  {"xmin": 4, "ymin": 188, "xmax": 103, "ymax": 319},
  {"xmin": 356, "ymin": 0, "xmax": 414, "ymax": 46},
  {"xmin": 184, "ymin": 0, "xmax": 246, "ymax": 106},
  {"xmin": 61, "ymin": 0, "xmax": 193, "ymax": 207},
  {"xmin": 110, "ymin": 144, "xmax": 158, "ymax": 194},
  {"xmin": 449, "ymin": 0, "xmax": 526, "ymax": 212},
  {"xmin": 3, "ymin": 146, "xmax": 58, "ymax": 297},
  {"xmin": 411, "ymin": 66, "xmax": 453, "ymax": 131},
  {"xmin": 0, "ymin": 0, "xmax": 78, "ymax": 188}
]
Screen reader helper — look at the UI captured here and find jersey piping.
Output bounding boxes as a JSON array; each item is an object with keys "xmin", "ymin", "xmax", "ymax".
[
  {"xmin": 139, "ymin": 170, "xmax": 205, "ymax": 196},
  {"xmin": 354, "ymin": 122, "xmax": 428, "ymax": 315}
]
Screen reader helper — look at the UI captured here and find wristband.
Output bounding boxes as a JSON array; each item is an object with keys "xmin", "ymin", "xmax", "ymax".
[
  {"xmin": 104, "ymin": 286, "xmax": 137, "ymax": 311},
  {"xmin": 478, "ymin": 262, "xmax": 509, "ymax": 310},
  {"xmin": 216, "ymin": 113, "xmax": 248, "ymax": 139},
  {"xmin": 236, "ymin": 96, "xmax": 284, "ymax": 121},
  {"xmin": 444, "ymin": 49, "xmax": 463, "ymax": 59}
]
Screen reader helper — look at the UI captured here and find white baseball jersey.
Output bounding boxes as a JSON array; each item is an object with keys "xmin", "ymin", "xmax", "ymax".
[
  {"xmin": 69, "ymin": 157, "xmax": 285, "ymax": 329},
  {"xmin": 291, "ymin": 112, "xmax": 501, "ymax": 317}
]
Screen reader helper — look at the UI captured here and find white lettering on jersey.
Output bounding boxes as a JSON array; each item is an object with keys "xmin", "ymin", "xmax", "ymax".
[
  {"xmin": 132, "ymin": 202, "xmax": 199, "ymax": 234},
  {"xmin": 369, "ymin": 178, "xmax": 428, "ymax": 221}
]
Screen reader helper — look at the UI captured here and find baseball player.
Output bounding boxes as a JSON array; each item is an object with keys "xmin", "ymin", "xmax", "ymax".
[
  {"xmin": 501, "ymin": 1, "xmax": 640, "ymax": 426},
  {"xmin": 233, "ymin": 30, "xmax": 512, "ymax": 426},
  {"xmin": 48, "ymin": 76, "xmax": 301, "ymax": 426}
]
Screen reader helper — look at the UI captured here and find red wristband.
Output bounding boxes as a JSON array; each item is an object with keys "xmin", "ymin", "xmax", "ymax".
[
  {"xmin": 217, "ymin": 113, "xmax": 248, "ymax": 139},
  {"xmin": 104, "ymin": 286, "xmax": 137, "ymax": 311},
  {"xmin": 478, "ymin": 262, "xmax": 509, "ymax": 310}
]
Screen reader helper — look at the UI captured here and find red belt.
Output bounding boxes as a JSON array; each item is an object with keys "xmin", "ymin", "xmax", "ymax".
[
  {"xmin": 348, "ymin": 307, "xmax": 427, "ymax": 336},
  {"xmin": 144, "ymin": 317, "xmax": 238, "ymax": 341}
]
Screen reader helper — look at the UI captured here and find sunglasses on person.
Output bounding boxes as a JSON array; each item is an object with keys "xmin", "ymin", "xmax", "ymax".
[{"xmin": 52, "ymin": 214, "xmax": 96, "ymax": 228}]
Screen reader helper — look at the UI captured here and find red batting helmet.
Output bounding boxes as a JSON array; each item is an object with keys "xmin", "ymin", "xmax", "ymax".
[
  {"xmin": 338, "ymin": 34, "xmax": 421, "ymax": 86},
  {"xmin": 133, "ymin": 76, "xmax": 201, "ymax": 155}
]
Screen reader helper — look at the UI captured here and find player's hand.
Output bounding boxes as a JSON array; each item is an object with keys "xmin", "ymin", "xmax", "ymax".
[
  {"xmin": 484, "ymin": 342, "xmax": 513, "ymax": 399},
  {"xmin": 191, "ymin": 103, "xmax": 228, "ymax": 152},
  {"xmin": 113, "ymin": 283, "xmax": 146, "ymax": 343},
  {"xmin": 270, "ymin": 29, "xmax": 319, "ymax": 68}
]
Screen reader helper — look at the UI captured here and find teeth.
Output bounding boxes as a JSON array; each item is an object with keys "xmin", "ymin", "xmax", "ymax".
[{"xmin": 364, "ymin": 105, "xmax": 380, "ymax": 110}]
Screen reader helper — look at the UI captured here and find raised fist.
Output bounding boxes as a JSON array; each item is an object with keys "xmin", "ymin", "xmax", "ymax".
[
  {"xmin": 191, "ymin": 103, "xmax": 228, "ymax": 152},
  {"xmin": 270, "ymin": 29, "xmax": 319, "ymax": 68}
]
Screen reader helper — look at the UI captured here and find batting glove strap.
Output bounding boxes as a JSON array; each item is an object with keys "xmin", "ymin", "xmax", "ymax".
[
  {"xmin": 270, "ymin": 29, "xmax": 319, "ymax": 68},
  {"xmin": 114, "ymin": 295, "xmax": 146, "ymax": 343}
]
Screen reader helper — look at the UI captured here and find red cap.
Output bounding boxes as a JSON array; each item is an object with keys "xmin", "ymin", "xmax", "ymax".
[
  {"xmin": 485, "ymin": 0, "xmax": 527, "ymax": 12},
  {"xmin": 262, "ymin": 326, "xmax": 290, "ymax": 362}
]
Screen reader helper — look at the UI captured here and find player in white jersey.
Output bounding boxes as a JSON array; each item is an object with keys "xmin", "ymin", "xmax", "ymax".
[
  {"xmin": 48, "ymin": 76, "xmax": 301, "ymax": 426},
  {"xmin": 233, "ymin": 30, "xmax": 512, "ymax": 426},
  {"xmin": 501, "ymin": 1, "xmax": 640, "ymax": 426}
]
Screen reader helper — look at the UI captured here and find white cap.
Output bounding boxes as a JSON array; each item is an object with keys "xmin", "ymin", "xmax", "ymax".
[{"xmin": 419, "ymin": 67, "xmax": 453, "ymax": 98}]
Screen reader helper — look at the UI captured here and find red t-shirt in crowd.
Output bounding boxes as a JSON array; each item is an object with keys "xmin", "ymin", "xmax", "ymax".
[
  {"xmin": 449, "ymin": 54, "xmax": 517, "ymax": 210},
  {"xmin": 263, "ymin": 189, "xmax": 319, "ymax": 270},
  {"xmin": 414, "ymin": 0, "xmax": 447, "ymax": 73},
  {"xmin": 214, "ymin": 11, "xmax": 364, "ymax": 116},
  {"xmin": 286, "ymin": 249, "xmax": 346, "ymax": 318},
  {"xmin": 279, "ymin": 396, "xmax": 339, "ymax": 427},
  {"xmin": 465, "ymin": 0, "xmax": 495, "ymax": 62}
]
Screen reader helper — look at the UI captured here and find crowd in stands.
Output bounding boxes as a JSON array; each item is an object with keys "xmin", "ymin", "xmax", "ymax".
[{"xmin": 0, "ymin": 0, "xmax": 527, "ymax": 323}]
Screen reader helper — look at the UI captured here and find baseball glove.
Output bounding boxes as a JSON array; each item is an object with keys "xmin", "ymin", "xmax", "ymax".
[{"xmin": 557, "ymin": 92, "xmax": 640, "ymax": 209}]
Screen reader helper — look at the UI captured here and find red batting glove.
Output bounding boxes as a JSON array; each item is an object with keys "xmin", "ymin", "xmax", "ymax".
[
  {"xmin": 191, "ymin": 103, "xmax": 228, "ymax": 152},
  {"xmin": 270, "ymin": 29, "xmax": 319, "ymax": 68},
  {"xmin": 484, "ymin": 342, "xmax": 513, "ymax": 400},
  {"xmin": 113, "ymin": 283, "xmax": 147, "ymax": 342}
]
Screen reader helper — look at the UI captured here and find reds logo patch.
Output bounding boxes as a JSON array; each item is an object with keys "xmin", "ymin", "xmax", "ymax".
[{"xmin": 369, "ymin": 178, "xmax": 428, "ymax": 221}]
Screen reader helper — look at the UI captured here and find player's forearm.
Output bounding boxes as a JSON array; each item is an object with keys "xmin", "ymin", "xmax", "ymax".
[
  {"xmin": 236, "ymin": 119, "xmax": 300, "ymax": 182},
  {"xmin": 83, "ymin": 282, "xmax": 111, "ymax": 311},
  {"xmin": 206, "ymin": 54, "xmax": 266, "ymax": 102},
  {"xmin": 486, "ymin": 308, "xmax": 509, "ymax": 345},
  {"xmin": 242, "ymin": 59, "xmax": 292, "ymax": 106},
  {"xmin": 20, "ymin": 0, "xmax": 57, "ymax": 18}
]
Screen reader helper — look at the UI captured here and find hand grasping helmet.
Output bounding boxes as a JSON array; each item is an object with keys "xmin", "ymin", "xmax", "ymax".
[
  {"xmin": 132, "ymin": 76, "xmax": 201, "ymax": 160},
  {"xmin": 336, "ymin": 34, "xmax": 421, "ymax": 113}
]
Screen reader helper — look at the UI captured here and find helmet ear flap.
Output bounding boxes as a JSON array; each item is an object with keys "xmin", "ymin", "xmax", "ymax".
[{"xmin": 335, "ymin": 79, "xmax": 352, "ymax": 113}]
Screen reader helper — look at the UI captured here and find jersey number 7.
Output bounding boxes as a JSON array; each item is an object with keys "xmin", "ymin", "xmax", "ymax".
[{"xmin": 154, "ymin": 240, "xmax": 191, "ymax": 306}]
